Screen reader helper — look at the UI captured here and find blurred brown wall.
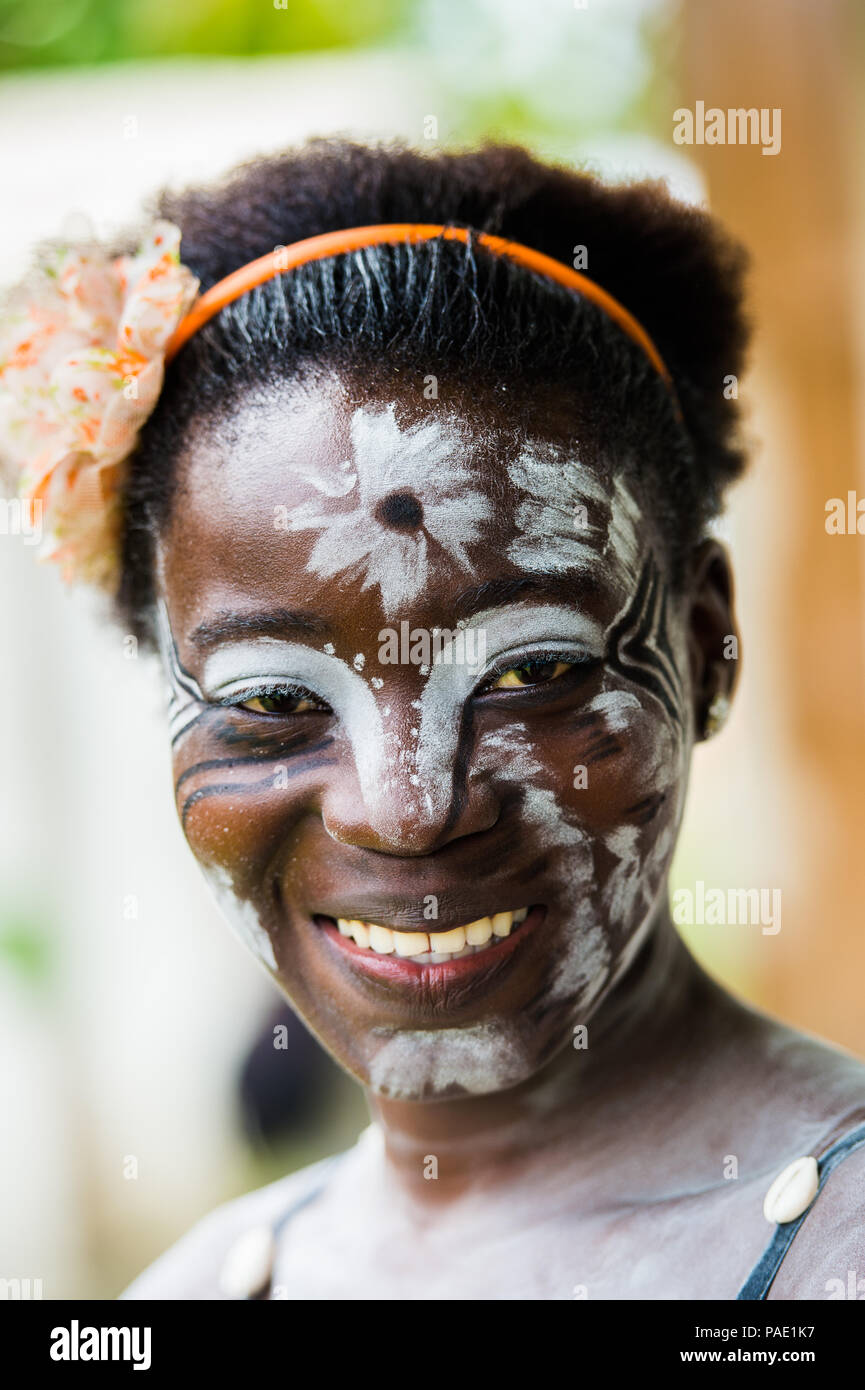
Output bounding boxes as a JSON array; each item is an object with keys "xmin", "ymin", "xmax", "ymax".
[{"xmin": 681, "ymin": 0, "xmax": 865, "ymax": 1051}]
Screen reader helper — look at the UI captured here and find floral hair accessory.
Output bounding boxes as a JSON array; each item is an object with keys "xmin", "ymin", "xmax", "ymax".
[{"xmin": 0, "ymin": 221, "xmax": 199, "ymax": 590}]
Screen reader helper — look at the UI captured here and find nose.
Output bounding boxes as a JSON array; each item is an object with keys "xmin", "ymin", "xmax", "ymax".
[{"xmin": 320, "ymin": 712, "xmax": 502, "ymax": 856}]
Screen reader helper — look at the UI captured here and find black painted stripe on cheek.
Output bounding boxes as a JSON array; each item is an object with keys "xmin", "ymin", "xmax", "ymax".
[
  {"xmin": 179, "ymin": 750, "xmax": 337, "ymax": 829},
  {"xmin": 174, "ymin": 735, "xmax": 335, "ymax": 796}
]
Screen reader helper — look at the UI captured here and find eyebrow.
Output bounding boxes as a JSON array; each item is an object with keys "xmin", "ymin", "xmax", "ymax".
[
  {"xmin": 187, "ymin": 574, "xmax": 605, "ymax": 649},
  {"xmin": 451, "ymin": 573, "xmax": 603, "ymax": 621},
  {"xmin": 188, "ymin": 608, "xmax": 330, "ymax": 649}
]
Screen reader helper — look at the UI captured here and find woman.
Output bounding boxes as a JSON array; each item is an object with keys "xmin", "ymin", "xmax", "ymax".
[{"xmin": 3, "ymin": 140, "xmax": 864, "ymax": 1300}]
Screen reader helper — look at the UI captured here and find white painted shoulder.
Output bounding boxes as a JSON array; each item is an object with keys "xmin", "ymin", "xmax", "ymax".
[{"xmin": 118, "ymin": 1154, "xmax": 339, "ymax": 1301}]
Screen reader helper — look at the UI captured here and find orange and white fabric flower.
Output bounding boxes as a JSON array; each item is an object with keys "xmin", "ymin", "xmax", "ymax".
[{"xmin": 0, "ymin": 221, "xmax": 198, "ymax": 590}]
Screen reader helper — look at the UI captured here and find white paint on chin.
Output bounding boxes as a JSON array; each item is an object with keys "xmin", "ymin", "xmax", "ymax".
[
  {"xmin": 369, "ymin": 1023, "xmax": 528, "ymax": 1099},
  {"xmin": 204, "ymin": 864, "xmax": 277, "ymax": 972}
]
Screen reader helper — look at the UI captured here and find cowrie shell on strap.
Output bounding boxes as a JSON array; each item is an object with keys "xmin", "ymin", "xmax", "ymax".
[
  {"xmin": 218, "ymin": 1224, "xmax": 275, "ymax": 1298},
  {"xmin": 762, "ymin": 1155, "xmax": 819, "ymax": 1224}
]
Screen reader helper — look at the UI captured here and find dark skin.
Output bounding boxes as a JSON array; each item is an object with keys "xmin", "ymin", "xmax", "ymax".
[{"xmin": 153, "ymin": 368, "xmax": 865, "ymax": 1299}]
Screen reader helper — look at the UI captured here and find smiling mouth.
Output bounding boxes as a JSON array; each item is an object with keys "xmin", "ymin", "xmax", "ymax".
[{"xmin": 316, "ymin": 907, "xmax": 532, "ymax": 964}]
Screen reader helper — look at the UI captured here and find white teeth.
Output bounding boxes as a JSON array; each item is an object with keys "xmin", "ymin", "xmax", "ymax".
[
  {"xmin": 369, "ymin": 924, "xmax": 396, "ymax": 954},
  {"xmin": 465, "ymin": 917, "xmax": 493, "ymax": 945},
  {"xmin": 393, "ymin": 931, "xmax": 429, "ymax": 958},
  {"xmin": 329, "ymin": 909, "xmax": 533, "ymax": 962},
  {"xmin": 431, "ymin": 925, "xmax": 466, "ymax": 954},
  {"xmin": 350, "ymin": 920, "xmax": 370, "ymax": 949}
]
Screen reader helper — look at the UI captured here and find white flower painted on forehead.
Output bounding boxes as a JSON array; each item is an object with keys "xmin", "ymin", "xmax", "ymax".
[{"xmin": 281, "ymin": 404, "xmax": 493, "ymax": 618}]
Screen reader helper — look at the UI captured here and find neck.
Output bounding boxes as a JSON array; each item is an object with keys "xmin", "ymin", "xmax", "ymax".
[{"xmin": 364, "ymin": 903, "xmax": 714, "ymax": 1200}]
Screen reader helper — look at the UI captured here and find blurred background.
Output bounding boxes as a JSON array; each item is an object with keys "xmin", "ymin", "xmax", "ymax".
[{"xmin": 1, "ymin": 0, "xmax": 864, "ymax": 1298}]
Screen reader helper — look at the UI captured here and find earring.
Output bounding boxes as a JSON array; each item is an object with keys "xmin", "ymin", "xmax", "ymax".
[{"xmin": 703, "ymin": 693, "xmax": 730, "ymax": 739}]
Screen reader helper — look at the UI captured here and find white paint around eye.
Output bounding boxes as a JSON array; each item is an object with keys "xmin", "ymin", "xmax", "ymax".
[
  {"xmin": 199, "ymin": 640, "xmax": 388, "ymax": 815},
  {"xmin": 199, "ymin": 604, "xmax": 607, "ymax": 826},
  {"xmin": 413, "ymin": 603, "xmax": 606, "ymax": 817}
]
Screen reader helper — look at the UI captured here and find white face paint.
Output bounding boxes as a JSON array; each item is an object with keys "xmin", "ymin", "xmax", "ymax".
[
  {"xmin": 413, "ymin": 603, "xmax": 607, "ymax": 820},
  {"xmin": 360, "ymin": 571, "xmax": 690, "ymax": 1100},
  {"xmin": 193, "ymin": 602, "xmax": 607, "ymax": 838},
  {"xmin": 199, "ymin": 639, "xmax": 388, "ymax": 824},
  {"xmin": 279, "ymin": 404, "xmax": 494, "ymax": 617},
  {"xmin": 369, "ymin": 1023, "xmax": 530, "ymax": 1099},
  {"xmin": 161, "ymin": 388, "xmax": 691, "ymax": 1104},
  {"xmin": 205, "ymin": 864, "xmax": 278, "ymax": 972},
  {"xmin": 505, "ymin": 443, "xmax": 642, "ymax": 587}
]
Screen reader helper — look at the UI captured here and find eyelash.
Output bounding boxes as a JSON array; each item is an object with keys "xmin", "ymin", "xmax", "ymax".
[
  {"xmin": 217, "ymin": 682, "xmax": 331, "ymax": 715},
  {"xmin": 475, "ymin": 647, "xmax": 599, "ymax": 695}
]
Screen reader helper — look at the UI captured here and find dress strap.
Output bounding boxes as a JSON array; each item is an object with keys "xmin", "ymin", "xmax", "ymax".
[
  {"xmin": 258, "ymin": 1152, "xmax": 346, "ymax": 1300},
  {"xmin": 737, "ymin": 1114, "xmax": 865, "ymax": 1300},
  {"xmin": 214, "ymin": 1153, "xmax": 346, "ymax": 1301}
]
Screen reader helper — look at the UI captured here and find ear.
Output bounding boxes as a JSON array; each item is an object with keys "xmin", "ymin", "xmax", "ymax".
[{"xmin": 684, "ymin": 539, "xmax": 740, "ymax": 741}]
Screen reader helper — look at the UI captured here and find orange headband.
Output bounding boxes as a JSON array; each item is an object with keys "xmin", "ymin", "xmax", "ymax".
[{"xmin": 164, "ymin": 222, "xmax": 674, "ymax": 394}]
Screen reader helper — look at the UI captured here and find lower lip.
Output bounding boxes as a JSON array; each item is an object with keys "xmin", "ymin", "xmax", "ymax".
[{"xmin": 316, "ymin": 906, "xmax": 546, "ymax": 987}]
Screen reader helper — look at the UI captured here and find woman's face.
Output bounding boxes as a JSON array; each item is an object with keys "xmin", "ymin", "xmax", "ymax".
[{"xmin": 156, "ymin": 369, "xmax": 696, "ymax": 1100}]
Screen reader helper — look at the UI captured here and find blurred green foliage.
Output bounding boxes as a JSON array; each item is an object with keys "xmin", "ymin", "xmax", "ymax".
[
  {"xmin": 0, "ymin": 912, "xmax": 52, "ymax": 983},
  {"xmin": 0, "ymin": 0, "xmax": 675, "ymax": 164},
  {"xmin": 0, "ymin": 0, "xmax": 412, "ymax": 70}
]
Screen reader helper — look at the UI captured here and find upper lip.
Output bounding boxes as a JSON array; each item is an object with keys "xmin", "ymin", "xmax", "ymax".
[{"xmin": 311, "ymin": 898, "xmax": 535, "ymax": 932}]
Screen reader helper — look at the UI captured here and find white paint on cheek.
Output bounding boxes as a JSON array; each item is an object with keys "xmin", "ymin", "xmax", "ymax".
[
  {"xmin": 471, "ymin": 720, "xmax": 612, "ymax": 1012},
  {"xmin": 585, "ymin": 690, "xmax": 642, "ymax": 730},
  {"xmin": 602, "ymin": 825, "xmax": 645, "ymax": 925},
  {"xmin": 204, "ymin": 865, "xmax": 277, "ymax": 972},
  {"xmin": 547, "ymin": 900, "xmax": 611, "ymax": 1009}
]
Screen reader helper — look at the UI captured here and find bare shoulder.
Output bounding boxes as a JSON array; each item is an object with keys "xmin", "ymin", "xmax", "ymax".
[
  {"xmin": 732, "ymin": 1008, "xmax": 865, "ymax": 1299},
  {"xmin": 767, "ymin": 1136, "xmax": 865, "ymax": 1301},
  {"xmin": 118, "ymin": 1152, "xmax": 341, "ymax": 1301},
  {"xmin": 726, "ymin": 999, "xmax": 865, "ymax": 1145}
]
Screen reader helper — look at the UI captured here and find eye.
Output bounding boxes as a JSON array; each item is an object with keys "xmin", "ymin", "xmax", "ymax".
[
  {"xmin": 490, "ymin": 657, "xmax": 572, "ymax": 690},
  {"xmin": 220, "ymin": 684, "xmax": 331, "ymax": 716},
  {"xmin": 239, "ymin": 692, "xmax": 323, "ymax": 715},
  {"xmin": 487, "ymin": 657, "xmax": 576, "ymax": 691}
]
